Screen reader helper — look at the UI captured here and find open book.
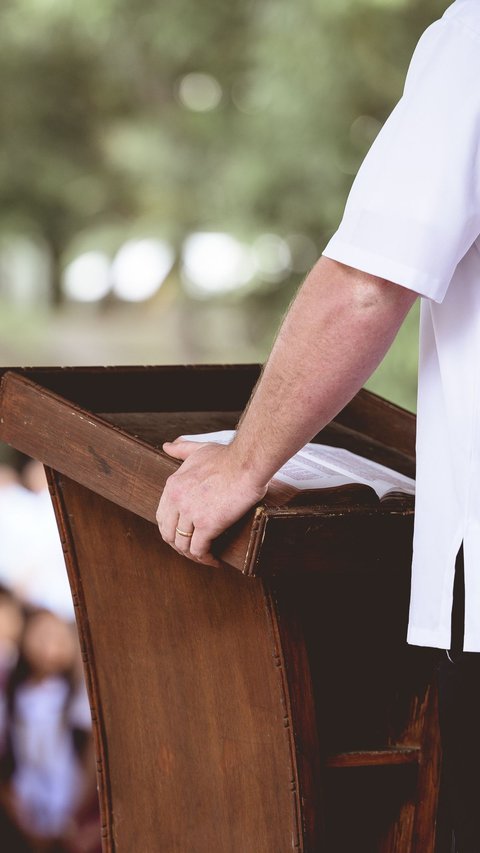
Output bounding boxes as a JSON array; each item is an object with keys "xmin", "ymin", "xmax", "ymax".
[{"xmin": 179, "ymin": 430, "xmax": 415, "ymax": 506}]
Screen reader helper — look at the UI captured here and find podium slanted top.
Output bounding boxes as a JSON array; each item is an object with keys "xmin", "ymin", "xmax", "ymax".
[{"xmin": 0, "ymin": 365, "xmax": 415, "ymax": 577}]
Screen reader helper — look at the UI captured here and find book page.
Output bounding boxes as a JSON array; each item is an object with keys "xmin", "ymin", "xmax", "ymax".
[
  {"xmin": 297, "ymin": 443, "xmax": 415, "ymax": 498},
  {"xmin": 178, "ymin": 430, "xmax": 415, "ymax": 500}
]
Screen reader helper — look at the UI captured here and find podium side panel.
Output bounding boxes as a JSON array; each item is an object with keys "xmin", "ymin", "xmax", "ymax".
[
  {"xmin": 48, "ymin": 472, "xmax": 304, "ymax": 853},
  {"xmin": 273, "ymin": 560, "xmax": 440, "ymax": 853},
  {"xmin": 336, "ymin": 388, "xmax": 415, "ymax": 459}
]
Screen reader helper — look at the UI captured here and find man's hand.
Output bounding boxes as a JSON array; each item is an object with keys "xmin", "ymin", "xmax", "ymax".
[{"xmin": 156, "ymin": 439, "xmax": 268, "ymax": 568}]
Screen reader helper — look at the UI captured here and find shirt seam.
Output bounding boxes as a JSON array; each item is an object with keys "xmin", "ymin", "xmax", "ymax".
[{"xmin": 448, "ymin": 15, "xmax": 480, "ymax": 46}]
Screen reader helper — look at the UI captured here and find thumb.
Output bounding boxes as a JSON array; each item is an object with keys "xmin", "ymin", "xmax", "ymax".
[{"xmin": 162, "ymin": 439, "xmax": 208, "ymax": 461}]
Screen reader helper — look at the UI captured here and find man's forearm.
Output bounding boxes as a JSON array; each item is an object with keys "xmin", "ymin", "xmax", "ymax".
[
  {"xmin": 229, "ymin": 256, "xmax": 417, "ymax": 487},
  {"xmin": 157, "ymin": 255, "xmax": 418, "ymax": 564}
]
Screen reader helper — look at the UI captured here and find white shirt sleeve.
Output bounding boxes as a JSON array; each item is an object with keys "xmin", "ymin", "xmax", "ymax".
[{"xmin": 322, "ymin": 13, "xmax": 480, "ymax": 304}]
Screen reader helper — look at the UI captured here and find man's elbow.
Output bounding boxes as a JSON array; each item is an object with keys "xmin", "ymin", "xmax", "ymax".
[
  {"xmin": 325, "ymin": 257, "xmax": 418, "ymax": 318},
  {"xmin": 354, "ymin": 276, "xmax": 418, "ymax": 319}
]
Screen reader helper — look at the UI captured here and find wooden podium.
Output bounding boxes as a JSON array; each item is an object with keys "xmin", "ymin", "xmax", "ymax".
[{"xmin": 0, "ymin": 365, "xmax": 441, "ymax": 853}]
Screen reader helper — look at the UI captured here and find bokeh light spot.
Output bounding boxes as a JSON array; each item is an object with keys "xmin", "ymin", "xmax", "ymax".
[
  {"xmin": 182, "ymin": 232, "xmax": 255, "ymax": 297},
  {"xmin": 63, "ymin": 252, "xmax": 111, "ymax": 302},
  {"xmin": 111, "ymin": 239, "xmax": 174, "ymax": 302},
  {"xmin": 177, "ymin": 72, "xmax": 222, "ymax": 112}
]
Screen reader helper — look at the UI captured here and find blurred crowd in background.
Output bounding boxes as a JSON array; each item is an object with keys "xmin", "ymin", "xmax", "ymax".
[{"xmin": 0, "ymin": 459, "xmax": 100, "ymax": 852}]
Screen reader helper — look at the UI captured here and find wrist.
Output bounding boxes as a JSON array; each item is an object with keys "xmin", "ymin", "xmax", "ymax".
[{"xmin": 225, "ymin": 438, "xmax": 271, "ymax": 495}]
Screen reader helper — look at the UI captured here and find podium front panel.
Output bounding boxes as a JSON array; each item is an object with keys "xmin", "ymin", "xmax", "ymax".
[{"xmin": 51, "ymin": 473, "xmax": 303, "ymax": 852}]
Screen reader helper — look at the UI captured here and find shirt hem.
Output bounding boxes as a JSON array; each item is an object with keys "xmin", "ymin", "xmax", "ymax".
[
  {"xmin": 406, "ymin": 625, "xmax": 452, "ymax": 651},
  {"xmin": 322, "ymin": 237, "xmax": 447, "ymax": 303},
  {"xmin": 461, "ymin": 635, "xmax": 480, "ymax": 653}
]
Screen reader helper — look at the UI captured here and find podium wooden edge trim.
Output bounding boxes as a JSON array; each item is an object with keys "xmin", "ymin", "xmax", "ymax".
[
  {"xmin": 44, "ymin": 466, "xmax": 114, "ymax": 851},
  {"xmin": 0, "ymin": 365, "xmax": 416, "ymax": 447}
]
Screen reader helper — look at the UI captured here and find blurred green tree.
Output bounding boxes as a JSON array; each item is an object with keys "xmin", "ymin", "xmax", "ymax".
[
  {"xmin": 0, "ymin": 2, "xmax": 136, "ymax": 304},
  {"xmin": 0, "ymin": 0, "xmax": 451, "ymax": 410}
]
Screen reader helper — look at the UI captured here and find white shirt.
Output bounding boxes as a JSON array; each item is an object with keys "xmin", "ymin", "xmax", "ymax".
[
  {"xmin": 0, "ymin": 484, "xmax": 74, "ymax": 620},
  {"xmin": 322, "ymin": 0, "xmax": 480, "ymax": 651}
]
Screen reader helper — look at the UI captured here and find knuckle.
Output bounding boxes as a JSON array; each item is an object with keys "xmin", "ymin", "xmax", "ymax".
[
  {"xmin": 168, "ymin": 480, "xmax": 183, "ymax": 502},
  {"xmin": 190, "ymin": 547, "xmax": 204, "ymax": 561}
]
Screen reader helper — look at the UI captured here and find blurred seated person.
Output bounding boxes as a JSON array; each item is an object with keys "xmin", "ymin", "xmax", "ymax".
[
  {"xmin": 61, "ymin": 637, "xmax": 102, "ymax": 853},
  {"xmin": 0, "ymin": 458, "xmax": 73, "ymax": 621},
  {"xmin": 0, "ymin": 464, "xmax": 20, "ymax": 488},
  {"xmin": 0, "ymin": 589, "xmax": 24, "ymax": 754},
  {"xmin": 0, "ymin": 609, "xmax": 99, "ymax": 852}
]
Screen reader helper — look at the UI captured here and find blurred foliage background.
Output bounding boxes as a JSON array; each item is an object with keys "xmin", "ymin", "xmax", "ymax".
[{"xmin": 0, "ymin": 0, "xmax": 451, "ymax": 411}]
